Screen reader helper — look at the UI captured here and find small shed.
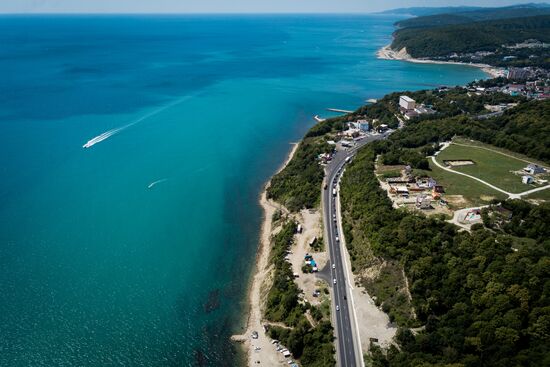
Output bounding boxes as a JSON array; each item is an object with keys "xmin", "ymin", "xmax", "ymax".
[{"xmin": 433, "ymin": 185, "xmax": 445, "ymax": 193}]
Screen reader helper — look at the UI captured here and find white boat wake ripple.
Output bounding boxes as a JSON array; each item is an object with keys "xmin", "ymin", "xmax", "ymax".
[
  {"xmin": 83, "ymin": 95, "xmax": 192, "ymax": 149},
  {"xmin": 148, "ymin": 179, "xmax": 168, "ymax": 189}
]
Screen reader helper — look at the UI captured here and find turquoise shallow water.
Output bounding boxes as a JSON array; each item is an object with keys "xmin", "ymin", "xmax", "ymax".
[{"xmin": 0, "ymin": 15, "xmax": 486, "ymax": 366}]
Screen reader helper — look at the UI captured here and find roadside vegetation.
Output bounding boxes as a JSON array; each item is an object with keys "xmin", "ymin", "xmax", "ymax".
[
  {"xmin": 267, "ymin": 120, "xmax": 341, "ymax": 211},
  {"xmin": 264, "ymin": 220, "xmax": 335, "ymax": 366}
]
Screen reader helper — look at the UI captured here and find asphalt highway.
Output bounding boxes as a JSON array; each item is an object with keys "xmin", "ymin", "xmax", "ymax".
[{"xmin": 322, "ymin": 132, "xmax": 389, "ymax": 366}]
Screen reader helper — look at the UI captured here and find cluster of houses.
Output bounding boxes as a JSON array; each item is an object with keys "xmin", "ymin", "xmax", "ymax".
[
  {"xmin": 384, "ymin": 166, "xmax": 446, "ymax": 209},
  {"xmin": 506, "ymin": 39, "xmax": 550, "ymax": 50},
  {"xmin": 469, "ymin": 81, "xmax": 549, "ymax": 101},
  {"xmin": 503, "ymin": 67, "xmax": 549, "ymax": 99},
  {"xmin": 503, "ymin": 81, "xmax": 549, "ymax": 99},
  {"xmin": 337, "ymin": 118, "xmax": 389, "ymax": 145},
  {"xmin": 521, "ymin": 163, "xmax": 547, "ymax": 185},
  {"xmin": 466, "ymin": 66, "xmax": 549, "ymax": 100},
  {"xmin": 399, "ymin": 95, "xmax": 436, "ymax": 120}
]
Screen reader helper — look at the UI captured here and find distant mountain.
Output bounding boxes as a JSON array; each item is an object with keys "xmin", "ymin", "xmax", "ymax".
[
  {"xmin": 395, "ymin": 3, "xmax": 550, "ymax": 29},
  {"xmin": 375, "ymin": 6, "xmax": 483, "ymax": 17}
]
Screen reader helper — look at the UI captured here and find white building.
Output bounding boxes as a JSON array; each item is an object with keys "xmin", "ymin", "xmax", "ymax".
[
  {"xmin": 522, "ymin": 175, "xmax": 534, "ymax": 184},
  {"xmin": 357, "ymin": 119, "xmax": 370, "ymax": 132},
  {"xmin": 399, "ymin": 96, "xmax": 416, "ymax": 110}
]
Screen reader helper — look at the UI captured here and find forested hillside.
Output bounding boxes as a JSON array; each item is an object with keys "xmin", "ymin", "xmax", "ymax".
[
  {"xmin": 391, "ymin": 15, "xmax": 550, "ymax": 58},
  {"xmin": 267, "ymin": 84, "xmax": 550, "ymax": 365},
  {"xmin": 395, "ymin": 4, "xmax": 550, "ymax": 29},
  {"xmin": 341, "ymin": 141, "xmax": 549, "ymax": 366},
  {"xmin": 377, "ymin": 6, "xmax": 482, "ymax": 17},
  {"xmin": 338, "ymin": 99, "xmax": 550, "ymax": 366}
]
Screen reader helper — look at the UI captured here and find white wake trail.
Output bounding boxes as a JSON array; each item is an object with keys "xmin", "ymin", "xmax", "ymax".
[
  {"xmin": 148, "ymin": 178, "xmax": 168, "ymax": 189},
  {"xmin": 82, "ymin": 95, "xmax": 193, "ymax": 149}
]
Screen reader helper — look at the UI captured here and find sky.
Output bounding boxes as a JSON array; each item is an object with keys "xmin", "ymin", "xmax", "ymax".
[{"xmin": 0, "ymin": 0, "xmax": 546, "ymax": 13}]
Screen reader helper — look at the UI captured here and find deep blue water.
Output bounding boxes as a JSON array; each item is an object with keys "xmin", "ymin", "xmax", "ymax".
[{"xmin": 0, "ymin": 15, "xmax": 485, "ymax": 366}]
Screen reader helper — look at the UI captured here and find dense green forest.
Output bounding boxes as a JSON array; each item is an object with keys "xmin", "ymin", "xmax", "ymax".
[
  {"xmin": 482, "ymin": 199, "xmax": 550, "ymax": 241},
  {"xmin": 264, "ymin": 221, "xmax": 335, "ymax": 366},
  {"xmin": 395, "ymin": 4, "xmax": 550, "ymax": 29},
  {"xmin": 339, "ymin": 128, "xmax": 550, "ymax": 367},
  {"xmin": 391, "ymin": 15, "xmax": 550, "ymax": 63}
]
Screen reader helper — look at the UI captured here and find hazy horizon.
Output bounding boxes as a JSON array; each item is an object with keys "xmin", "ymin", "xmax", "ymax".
[{"xmin": 1, "ymin": 0, "xmax": 547, "ymax": 14}]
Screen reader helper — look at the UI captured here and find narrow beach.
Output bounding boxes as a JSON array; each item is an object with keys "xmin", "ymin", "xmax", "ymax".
[
  {"xmin": 233, "ymin": 143, "xmax": 299, "ymax": 366},
  {"xmin": 377, "ymin": 44, "xmax": 504, "ymax": 78}
]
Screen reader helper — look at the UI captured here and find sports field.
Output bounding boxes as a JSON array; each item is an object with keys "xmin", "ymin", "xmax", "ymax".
[{"xmin": 435, "ymin": 141, "xmax": 543, "ymax": 194}]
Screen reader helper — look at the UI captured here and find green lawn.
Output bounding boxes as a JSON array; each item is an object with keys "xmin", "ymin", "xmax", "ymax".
[
  {"xmin": 416, "ymin": 163, "xmax": 507, "ymax": 208},
  {"xmin": 453, "ymin": 137, "xmax": 549, "ymax": 167},
  {"xmin": 436, "ymin": 143, "xmax": 532, "ymax": 194},
  {"xmin": 525, "ymin": 188, "xmax": 550, "ymax": 201}
]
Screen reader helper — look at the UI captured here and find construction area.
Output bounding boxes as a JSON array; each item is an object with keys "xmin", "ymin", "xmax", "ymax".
[{"xmin": 376, "ymin": 164, "xmax": 452, "ymax": 217}]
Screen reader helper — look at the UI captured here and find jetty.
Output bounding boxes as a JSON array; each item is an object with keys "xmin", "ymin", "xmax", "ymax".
[
  {"xmin": 314, "ymin": 115, "xmax": 326, "ymax": 122},
  {"xmin": 327, "ymin": 108, "xmax": 354, "ymax": 114},
  {"xmin": 366, "ymin": 98, "xmax": 378, "ymax": 104}
]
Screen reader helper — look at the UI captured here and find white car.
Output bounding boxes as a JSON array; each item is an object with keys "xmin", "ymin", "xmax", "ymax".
[
  {"xmin": 336, "ymin": 305, "xmax": 340, "ymax": 311},
  {"xmin": 333, "ymin": 278, "xmax": 337, "ymax": 284},
  {"xmin": 335, "ymin": 236, "xmax": 339, "ymax": 242},
  {"xmin": 332, "ymin": 264, "xmax": 336, "ymax": 269}
]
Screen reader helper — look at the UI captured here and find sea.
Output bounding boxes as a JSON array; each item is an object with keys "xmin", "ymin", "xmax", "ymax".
[{"xmin": 0, "ymin": 14, "xmax": 486, "ymax": 366}]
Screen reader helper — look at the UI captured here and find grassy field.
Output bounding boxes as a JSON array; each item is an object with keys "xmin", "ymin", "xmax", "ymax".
[
  {"xmin": 525, "ymin": 188, "xmax": 550, "ymax": 201},
  {"xmin": 453, "ymin": 137, "xmax": 549, "ymax": 168},
  {"xmin": 436, "ymin": 141, "xmax": 536, "ymax": 194},
  {"xmin": 416, "ymin": 162, "xmax": 507, "ymax": 208}
]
